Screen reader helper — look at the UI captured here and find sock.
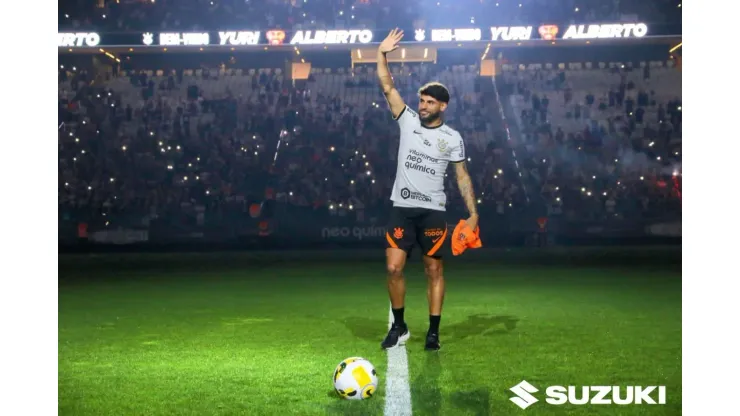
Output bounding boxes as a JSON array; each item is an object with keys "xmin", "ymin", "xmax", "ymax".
[
  {"xmin": 392, "ymin": 307, "xmax": 405, "ymax": 327},
  {"xmin": 429, "ymin": 315, "xmax": 441, "ymax": 334}
]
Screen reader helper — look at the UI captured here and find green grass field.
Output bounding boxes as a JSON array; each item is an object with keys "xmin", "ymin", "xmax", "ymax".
[{"xmin": 59, "ymin": 248, "xmax": 681, "ymax": 415}]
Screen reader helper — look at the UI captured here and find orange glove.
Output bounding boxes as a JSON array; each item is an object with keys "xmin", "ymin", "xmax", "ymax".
[{"xmin": 451, "ymin": 219, "xmax": 482, "ymax": 256}]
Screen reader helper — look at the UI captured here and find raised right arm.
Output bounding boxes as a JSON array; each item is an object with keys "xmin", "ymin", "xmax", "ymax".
[{"xmin": 377, "ymin": 29, "xmax": 407, "ymax": 120}]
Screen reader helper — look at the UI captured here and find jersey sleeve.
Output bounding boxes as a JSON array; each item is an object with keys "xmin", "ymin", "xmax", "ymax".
[
  {"xmin": 449, "ymin": 134, "xmax": 466, "ymax": 163},
  {"xmin": 393, "ymin": 105, "xmax": 419, "ymax": 131}
]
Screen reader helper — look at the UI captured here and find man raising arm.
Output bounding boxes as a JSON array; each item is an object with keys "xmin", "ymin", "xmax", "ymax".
[{"xmin": 377, "ymin": 28, "xmax": 406, "ymax": 120}]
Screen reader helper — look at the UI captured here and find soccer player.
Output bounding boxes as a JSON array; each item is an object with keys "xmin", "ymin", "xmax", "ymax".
[{"xmin": 377, "ymin": 29, "xmax": 479, "ymax": 351}]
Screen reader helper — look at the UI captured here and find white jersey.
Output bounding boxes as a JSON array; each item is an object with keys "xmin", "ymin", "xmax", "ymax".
[{"xmin": 390, "ymin": 106, "xmax": 466, "ymax": 211}]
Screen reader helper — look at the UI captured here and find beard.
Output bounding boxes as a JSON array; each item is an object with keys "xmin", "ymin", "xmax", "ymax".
[{"xmin": 420, "ymin": 111, "xmax": 441, "ymax": 125}]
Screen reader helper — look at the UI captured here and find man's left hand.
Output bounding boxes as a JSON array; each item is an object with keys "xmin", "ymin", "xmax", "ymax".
[{"xmin": 466, "ymin": 214, "xmax": 479, "ymax": 232}]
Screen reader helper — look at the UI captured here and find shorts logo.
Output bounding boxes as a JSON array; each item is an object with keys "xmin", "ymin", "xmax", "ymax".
[
  {"xmin": 393, "ymin": 227, "xmax": 404, "ymax": 239},
  {"xmin": 424, "ymin": 229, "xmax": 445, "ymax": 237}
]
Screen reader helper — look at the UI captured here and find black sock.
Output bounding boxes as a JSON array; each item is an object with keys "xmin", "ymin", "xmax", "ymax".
[
  {"xmin": 429, "ymin": 315, "xmax": 441, "ymax": 334},
  {"xmin": 392, "ymin": 307, "xmax": 405, "ymax": 327}
]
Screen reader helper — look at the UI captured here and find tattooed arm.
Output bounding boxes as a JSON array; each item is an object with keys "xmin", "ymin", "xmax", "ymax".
[{"xmin": 454, "ymin": 161, "xmax": 479, "ymax": 229}]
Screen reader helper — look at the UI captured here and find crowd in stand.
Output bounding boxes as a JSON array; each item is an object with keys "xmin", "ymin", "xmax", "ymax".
[
  {"xmin": 499, "ymin": 61, "xmax": 682, "ymax": 222},
  {"xmin": 58, "ymin": 62, "xmax": 528, "ymax": 228}
]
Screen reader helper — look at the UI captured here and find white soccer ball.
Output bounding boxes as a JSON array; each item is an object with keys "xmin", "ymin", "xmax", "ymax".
[{"xmin": 333, "ymin": 357, "xmax": 379, "ymax": 400}]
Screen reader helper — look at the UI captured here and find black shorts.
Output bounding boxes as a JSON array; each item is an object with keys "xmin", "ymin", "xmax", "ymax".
[{"xmin": 385, "ymin": 207, "xmax": 448, "ymax": 258}]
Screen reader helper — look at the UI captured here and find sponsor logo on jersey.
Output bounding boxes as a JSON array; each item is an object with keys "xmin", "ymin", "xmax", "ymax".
[{"xmin": 400, "ymin": 187, "xmax": 432, "ymax": 202}]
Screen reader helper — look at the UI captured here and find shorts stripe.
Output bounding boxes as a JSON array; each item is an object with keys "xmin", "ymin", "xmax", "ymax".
[
  {"xmin": 426, "ymin": 227, "xmax": 448, "ymax": 257},
  {"xmin": 386, "ymin": 232, "xmax": 399, "ymax": 249}
]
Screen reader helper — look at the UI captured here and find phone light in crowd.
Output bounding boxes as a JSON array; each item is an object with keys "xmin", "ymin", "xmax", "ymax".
[
  {"xmin": 615, "ymin": 158, "xmax": 619, "ymax": 162},
  {"xmin": 110, "ymin": 178, "xmax": 115, "ymax": 182},
  {"xmin": 254, "ymin": 151, "xmax": 258, "ymax": 155},
  {"xmin": 81, "ymin": 150, "xmax": 86, "ymax": 154},
  {"xmin": 159, "ymin": 141, "xmax": 163, "ymax": 146},
  {"xmin": 167, "ymin": 165, "xmax": 173, "ymax": 170},
  {"xmin": 581, "ymin": 187, "xmax": 586, "ymax": 192},
  {"xmin": 161, "ymin": 148, "xmax": 165, "ymax": 153},
  {"xmin": 657, "ymin": 156, "xmax": 661, "ymax": 160},
  {"xmin": 494, "ymin": 175, "xmax": 498, "ymax": 178},
  {"xmin": 673, "ymin": 171, "xmax": 679, "ymax": 177},
  {"xmin": 575, "ymin": 7, "xmax": 579, "ymax": 11},
  {"xmin": 97, "ymin": 94, "xmax": 101, "ymax": 98},
  {"xmin": 477, "ymin": 199, "xmax": 482, "ymax": 204},
  {"xmin": 587, "ymin": 191, "xmax": 592, "ymax": 196},
  {"xmin": 362, "ymin": 154, "xmax": 366, "ymax": 159},
  {"xmin": 197, "ymin": 157, "xmax": 200, "ymax": 161},
  {"xmin": 640, "ymin": 176, "xmax": 645, "ymax": 180},
  {"xmin": 372, "ymin": 179, "xmax": 376, "ymax": 184},
  {"xmin": 542, "ymin": 159, "xmax": 546, "ymax": 163},
  {"xmin": 73, "ymin": 157, "xmax": 77, "ymax": 161},
  {"xmin": 497, "ymin": 169, "xmax": 503, "ymax": 174},
  {"xmin": 617, "ymin": 181, "xmax": 621, "ymax": 185},
  {"xmin": 75, "ymin": 138, "xmax": 79, "ymax": 142},
  {"xmin": 467, "ymin": 157, "xmax": 472, "ymax": 162},
  {"xmin": 556, "ymin": 197, "xmax": 561, "ymax": 201},
  {"xmin": 177, "ymin": 145, "xmax": 181, "ymax": 150},
  {"xmin": 325, "ymin": 178, "xmax": 328, "ymax": 181},
  {"xmin": 366, "ymin": 170, "xmax": 371, "ymax": 175},
  {"xmin": 365, "ymin": 161, "xmax": 369, "ymax": 166},
  {"xmin": 65, "ymin": 14, "xmax": 69, "ymax": 18},
  {"xmin": 509, "ymin": 203, "xmax": 512, "ymax": 207},
  {"xmin": 195, "ymin": 175, "xmax": 200, "ymax": 180},
  {"xmin": 329, "ymin": 204, "xmax": 335, "ymax": 210},
  {"xmin": 206, "ymin": 190, "xmax": 210, "ymax": 195},
  {"xmin": 355, "ymin": 150, "xmax": 359, "ymax": 155},
  {"xmin": 88, "ymin": 186, "xmax": 92, "ymax": 190},
  {"xmin": 184, "ymin": 176, "xmax": 188, "ymax": 181},
  {"xmin": 649, "ymin": 141, "xmax": 655, "ymax": 147},
  {"xmin": 65, "ymin": 182, "xmax": 69, "ymax": 187},
  {"xmin": 167, "ymin": 146, "xmax": 172, "ymax": 150},
  {"xmin": 253, "ymin": 135, "xmax": 257, "ymax": 139},
  {"xmin": 555, "ymin": 187, "xmax": 559, "ymax": 190},
  {"xmin": 603, "ymin": 192, "xmax": 607, "ymax": 196},
  {"xmin": 349, "ymin": 205, "xmax": 354, "ymax": 210},
  {"xmin": 592, "ymin": 175, "xmax": 596, "ymax": 179},
  {"xmin": 350, "ymin": 180, "xmax": 355, "ymax": 184}
]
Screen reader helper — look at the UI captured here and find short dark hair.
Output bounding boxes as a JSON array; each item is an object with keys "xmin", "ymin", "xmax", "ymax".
[{"xmin": 418, "ymin": 82, "xmax": 450, "ymax": 103}]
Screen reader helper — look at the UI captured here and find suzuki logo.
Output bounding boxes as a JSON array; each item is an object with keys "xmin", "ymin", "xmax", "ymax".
[{"xmin": 510, "ymin": 380, "xmax": 539, "ymax": 409}]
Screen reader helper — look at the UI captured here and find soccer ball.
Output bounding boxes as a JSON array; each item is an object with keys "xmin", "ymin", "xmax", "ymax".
[{"xmin": 333, "ymin": 357, "xmax": 379, "ymax": 400}]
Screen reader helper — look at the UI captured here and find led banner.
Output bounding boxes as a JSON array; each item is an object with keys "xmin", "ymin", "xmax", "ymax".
[{"xmin": 58, "ymin": 22, "xmax": 661, "ymax": 49}]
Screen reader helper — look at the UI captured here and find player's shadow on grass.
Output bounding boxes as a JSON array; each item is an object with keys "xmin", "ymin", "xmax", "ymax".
[
  {"xmin": 411, "ymin": 351, "xmax": 443, "ymax": 416},
  {"xmin": 446, "ymin": 314, "xmax": 519, "ymax": 343},
  {"xmin": 341, "ymin": 317, "xmax": 386, "ymax": 342}
]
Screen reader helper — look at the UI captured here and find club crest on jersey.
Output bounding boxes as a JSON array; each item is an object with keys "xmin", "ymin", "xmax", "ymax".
[{"xmin": 437, "ymin": 138, "xmax": 449, "ymax": 153}]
